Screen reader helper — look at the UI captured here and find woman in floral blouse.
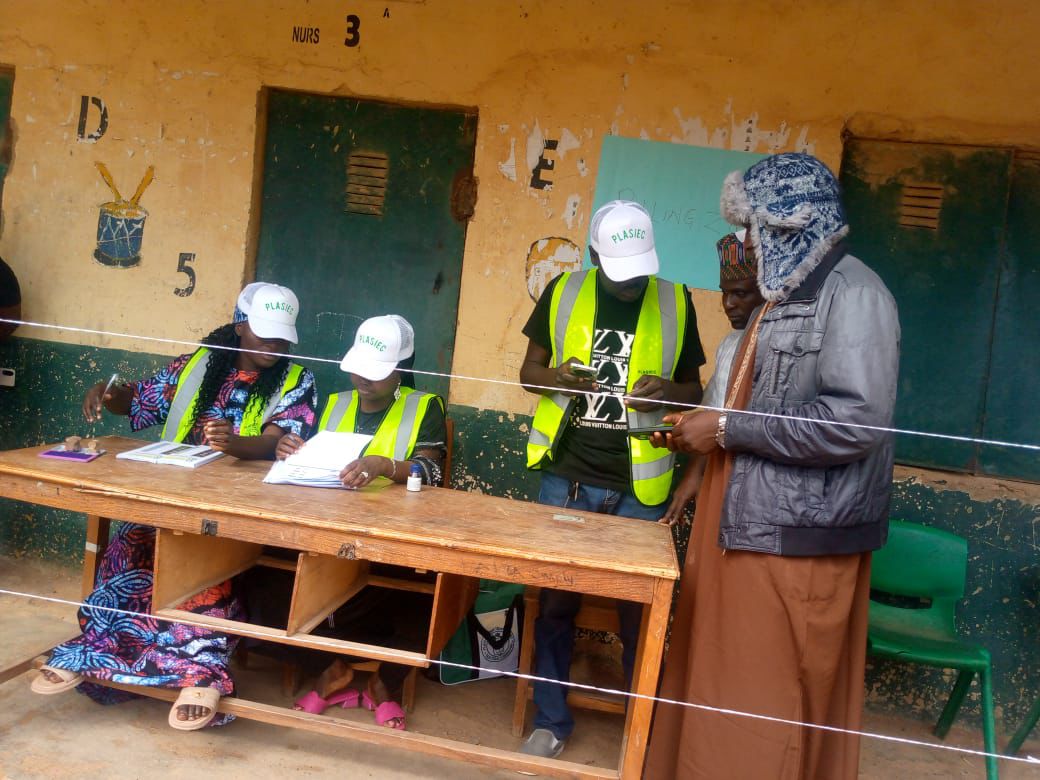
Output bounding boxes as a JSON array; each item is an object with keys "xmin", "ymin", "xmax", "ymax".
[{"xmin": 32, "ymin": 283, "xmax": 316, "ymax": 731}]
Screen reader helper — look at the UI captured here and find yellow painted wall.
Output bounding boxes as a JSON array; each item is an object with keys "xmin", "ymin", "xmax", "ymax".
[{"xmin": 2, "ymin": 0, "xmax": 1039, "ymax": 415}]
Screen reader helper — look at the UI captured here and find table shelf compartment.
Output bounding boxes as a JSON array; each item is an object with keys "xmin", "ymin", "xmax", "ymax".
[
  {"xmin": 153, "ymin": 530, "xmax": 478, "ymax": 669},
  {"xmin": 152, "ymin": 527, "xmax": 262, "ymax": 611}
]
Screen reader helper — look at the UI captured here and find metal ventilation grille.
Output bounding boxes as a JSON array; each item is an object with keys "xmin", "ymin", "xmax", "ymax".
[
  {"xmin": 898, "ymin": 182, "xmax": 943, "ymax": 230},
  {"xmin": 345, "ymin": 152, "xmax": 389, "ymax": 216}
]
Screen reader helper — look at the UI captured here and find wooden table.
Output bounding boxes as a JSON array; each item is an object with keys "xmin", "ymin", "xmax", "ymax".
[{"xmin": 0, "ymin": 436, "xmax": 678, "ymax": 778}]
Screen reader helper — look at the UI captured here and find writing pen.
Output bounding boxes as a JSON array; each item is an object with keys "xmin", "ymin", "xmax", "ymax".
[
  {"xmin": 100, "ymin": 372, "xmax": 119, "ymax": 401},
  {"xmin": 88, "ymin": 372, "xmax": 119, "ymax": 436},
  {"xmin": 96, "ymin": 372, "xmax": 119, "ymax": 417}
]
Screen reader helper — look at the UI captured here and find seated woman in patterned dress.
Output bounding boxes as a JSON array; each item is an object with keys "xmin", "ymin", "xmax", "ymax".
[
  {"xmin": 31, "ymin": 283, "xmax": 317, "ymax": 731},
  {"xmin": 273, "ymin": 314, "xmax": 446, "ymax": 730}
]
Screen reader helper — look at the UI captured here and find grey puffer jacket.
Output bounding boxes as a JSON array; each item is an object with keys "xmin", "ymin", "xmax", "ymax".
[{"xmin": 721, "ymin": 249, "xmax": 900, "ymax": 556}]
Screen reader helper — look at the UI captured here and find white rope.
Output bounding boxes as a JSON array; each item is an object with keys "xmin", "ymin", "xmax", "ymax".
[
  {"xmin": 0, "ymin": 316, "xmax": 1033, "ymax": 767},
  {"xmin": 0, "ymin": 584, "xmax": 1034, "ymax": 767},
  {"xmin": 3, "ymin": 316, "xmax": 1040, "ymax": 453}
]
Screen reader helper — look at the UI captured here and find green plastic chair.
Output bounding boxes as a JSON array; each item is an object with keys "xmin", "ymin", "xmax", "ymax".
[
  {"xmin": 1005, "ymin": 695, "xmax": 1040, "ymax": 756},
  {"xmin": 868, "ymin": 520, "xmax": 997, "ymax": 780}
]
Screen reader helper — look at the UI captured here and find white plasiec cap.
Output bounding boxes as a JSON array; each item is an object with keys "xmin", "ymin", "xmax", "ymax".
[
  {"xmin": 589, "ymin": 200, "xmax": 659, "ymax": 282},
  {"xmin": 339, "ymin": 314, "xmax": 415, "ymax": 381},
  {"xmin": 247, "ymin": 284, "xmax": 300, "ymax": 344},
  {"xmin": 233, "ymin": 281, "xmax": 267, "ymax": 323}
]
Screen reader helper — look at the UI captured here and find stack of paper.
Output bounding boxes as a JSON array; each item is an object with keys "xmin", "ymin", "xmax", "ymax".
[
  {"xmin": 116, "ymin": 441, "xmax": 224, "ymax": 469},
  {"xmin": 264, "ymin": 430, "xmax": 374, "ymax": 488}
]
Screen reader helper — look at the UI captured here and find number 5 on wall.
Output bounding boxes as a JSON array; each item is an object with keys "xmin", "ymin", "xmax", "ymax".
[{"xmin": 174, "ymin": 252, "xmax": 196, "ymax": 297}]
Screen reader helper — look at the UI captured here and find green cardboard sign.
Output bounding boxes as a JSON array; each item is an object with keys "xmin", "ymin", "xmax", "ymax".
[{"xmin": 590, "ymin": 135, "xmax": 766, "ymax": 291}]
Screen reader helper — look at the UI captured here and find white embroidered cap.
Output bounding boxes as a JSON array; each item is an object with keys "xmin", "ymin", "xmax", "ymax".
[
  {"xmin": 339, "ymin": 314, "xmax": 415, "ymax": 381},
  {"xmin": 589, "ymin": 200, "xmax": 659, "ymax": 282},
  {"xmin": 247, "ymin": 284, "xmax": 300, "ymax": 344}
]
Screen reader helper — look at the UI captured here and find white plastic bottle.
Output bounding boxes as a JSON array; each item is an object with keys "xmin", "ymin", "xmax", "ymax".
[{"xmin": 406, "ymin": 463, "xmax": 422, "ymax": 492}]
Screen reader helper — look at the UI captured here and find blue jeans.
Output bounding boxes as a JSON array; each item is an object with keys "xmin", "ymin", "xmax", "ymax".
[{"xmin": 532, "ymin": 471, "xmax": 666, "ymax": 739}]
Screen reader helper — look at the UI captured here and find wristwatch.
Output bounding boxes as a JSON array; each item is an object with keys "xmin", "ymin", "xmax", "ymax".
[{"xmin": 715, "ymin": 413, "xmax": 728, "ymax": 448}]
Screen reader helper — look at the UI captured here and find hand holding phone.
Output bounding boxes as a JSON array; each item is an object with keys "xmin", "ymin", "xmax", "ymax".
[
  {"xmin": 627, "ymin": 423, "xmax": 674, "ymax": 440},
  {"xmin": 556, "ymin": 358, "xmax": 599, "ymax": 391}
]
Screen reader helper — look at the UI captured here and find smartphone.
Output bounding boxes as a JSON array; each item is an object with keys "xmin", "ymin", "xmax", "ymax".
[
  {"xmin": 628, "ymin": 423, "xmax": 674, "ymax": 440},
  {"xmin": 570, "ymin": 363, "xmax": 598, "ymax": 379}
]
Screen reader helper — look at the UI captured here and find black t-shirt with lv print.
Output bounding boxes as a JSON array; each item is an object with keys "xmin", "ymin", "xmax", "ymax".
[{"xmin": 523, "ymin": 272, "xmax": 705, "ymax": 494}]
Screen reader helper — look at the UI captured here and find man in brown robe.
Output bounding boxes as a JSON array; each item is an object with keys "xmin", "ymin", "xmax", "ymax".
[{"xmin": 644, "ymin": 153, "xmax": 900, "ymax": 780}]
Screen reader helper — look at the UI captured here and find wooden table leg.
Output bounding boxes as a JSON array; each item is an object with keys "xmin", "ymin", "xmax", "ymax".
[
  {"xmin": 81, "ymin": 515, "xmax": 110, "ymax": 597},
  {"xmin": 618, "ymin": 577, "xmax": 674, "ymax": 778}
]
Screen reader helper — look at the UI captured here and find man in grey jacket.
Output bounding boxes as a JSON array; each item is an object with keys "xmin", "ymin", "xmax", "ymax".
[{"xmin": 644, "ymin": 153, "xmax": 900, "ymax": 780}]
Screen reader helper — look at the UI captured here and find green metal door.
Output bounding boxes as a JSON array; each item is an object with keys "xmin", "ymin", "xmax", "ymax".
[
  {"xmin": 254, "ymin": 90, "xmax": 477, "ymax": 401},
  {"xmin": 840, "ymin": 139, "xmax": 1013, "ymax": 472},
  {"xmin": 0, "ymin": 69, "xmax": 13, "ymax": 193},
  {"xmin": 978, "ymin": 152, "xmax": 1040, "ymax": 480}
]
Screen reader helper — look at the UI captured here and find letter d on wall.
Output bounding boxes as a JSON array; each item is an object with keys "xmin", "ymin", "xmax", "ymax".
[{"xmin": 77, "ymin": 96, "xmax": 109, "ymax": 143}]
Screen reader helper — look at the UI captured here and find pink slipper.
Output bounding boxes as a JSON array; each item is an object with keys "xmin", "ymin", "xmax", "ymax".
[
  {"xmin": 361, "ymin": 690, "xmax": 406, "ymax": 730},
  {"xmin": 326, "ymin": 688, "xmax": 360, "ymax": 709},
  {"xmin": 293, "ymin": 690, "xmax": 328, "ymax": 714},
  {"xmin": 293, "ymin": 688, "xmax": 359, "ymax": 714}
]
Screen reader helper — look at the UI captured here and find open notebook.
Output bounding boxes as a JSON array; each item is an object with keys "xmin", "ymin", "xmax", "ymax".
[
  {"xmin": 116, "ymin": 441, "xmax": 224, "ymax": 468},
  {"xmin": 263, "ymin": 430, "xmax": 374, "ymax": 488}
]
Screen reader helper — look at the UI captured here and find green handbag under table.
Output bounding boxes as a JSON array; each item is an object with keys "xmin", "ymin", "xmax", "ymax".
[{"xmin": 439, "ymin": 579, "xmax": 525, "ymax": 685}]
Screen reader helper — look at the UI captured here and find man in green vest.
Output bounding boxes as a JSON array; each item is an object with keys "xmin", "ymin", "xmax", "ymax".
[{"xmin": 518, "ymin": 199, "xmax": 706, "ymax": 758}]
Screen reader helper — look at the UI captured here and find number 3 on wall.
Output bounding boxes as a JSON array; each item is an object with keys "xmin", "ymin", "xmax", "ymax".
[
  {"xmin": 344, "ymin": 14, "xmax": 360, "ymax": 47},
  {"xmin": 174, "ymin": 252, "xmax": 196, "ymax": 297}
]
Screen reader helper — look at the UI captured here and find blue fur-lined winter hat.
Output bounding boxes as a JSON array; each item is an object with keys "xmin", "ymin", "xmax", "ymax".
[{"xmin": 720, "ymin": 153, "xmax": 849, "ymax": 302}]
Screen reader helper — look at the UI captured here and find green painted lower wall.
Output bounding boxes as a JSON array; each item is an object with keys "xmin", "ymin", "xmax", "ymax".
[
  {"xmin": 445, "ymin": 404, "xmax": 539, "ymax": 500},
  {"xmin": 2, "ymin": 336, "xmax": 1039, "ymax": 734}
]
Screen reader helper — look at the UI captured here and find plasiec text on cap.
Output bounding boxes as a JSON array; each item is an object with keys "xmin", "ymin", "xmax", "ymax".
[
  {"xmin": 264, "ymin": 301, "xmax": 296, "ymax": 316},
  {"xmin": 359, "ymin": 335, "xmax": 388, "ymax": 351},
  {"xmin": 611, "ymin": 228, "xmax": 646, "ymax": 244}
]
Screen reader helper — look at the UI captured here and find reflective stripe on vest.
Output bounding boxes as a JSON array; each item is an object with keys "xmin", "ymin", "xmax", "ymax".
[
  {"xmin": 319, "ymin": 386, "xmax": 441, "ymax": 461},
  {"xmin": 161, "ymin": 348, "xmax": 304, "ymax": 442},
  {"xmin": 526, "ymin": 268, "xmax": 687, "ymax": 506},
  {"xmin": 161, "ymin": 349, "xmax": 212, "ymax": 442},
  {"xmin": 526, "ymin": 271, "xmax": 595, "ymax": 467}
]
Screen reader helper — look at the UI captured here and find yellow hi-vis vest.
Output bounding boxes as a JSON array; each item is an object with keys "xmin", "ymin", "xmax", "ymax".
[
  {"xmin": 160, "ymin": 347, "xmax": 305, "ymax": 443},
  {"xmin": 318, "ymin": 386, "xmax": 443, "ymax": 460},
  {"xmin": 526, "ymin": 269, "xmax": 687, "ymax": 506}
]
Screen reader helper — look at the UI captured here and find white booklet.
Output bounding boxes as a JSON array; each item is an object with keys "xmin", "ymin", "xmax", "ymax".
[
  {"xmin": 116, "ymin": 440, "xmax": 224, "ymax": 469},
  {"xmin": 263, "ymin": 430, "xmax": 374, "ymax": 489}
]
